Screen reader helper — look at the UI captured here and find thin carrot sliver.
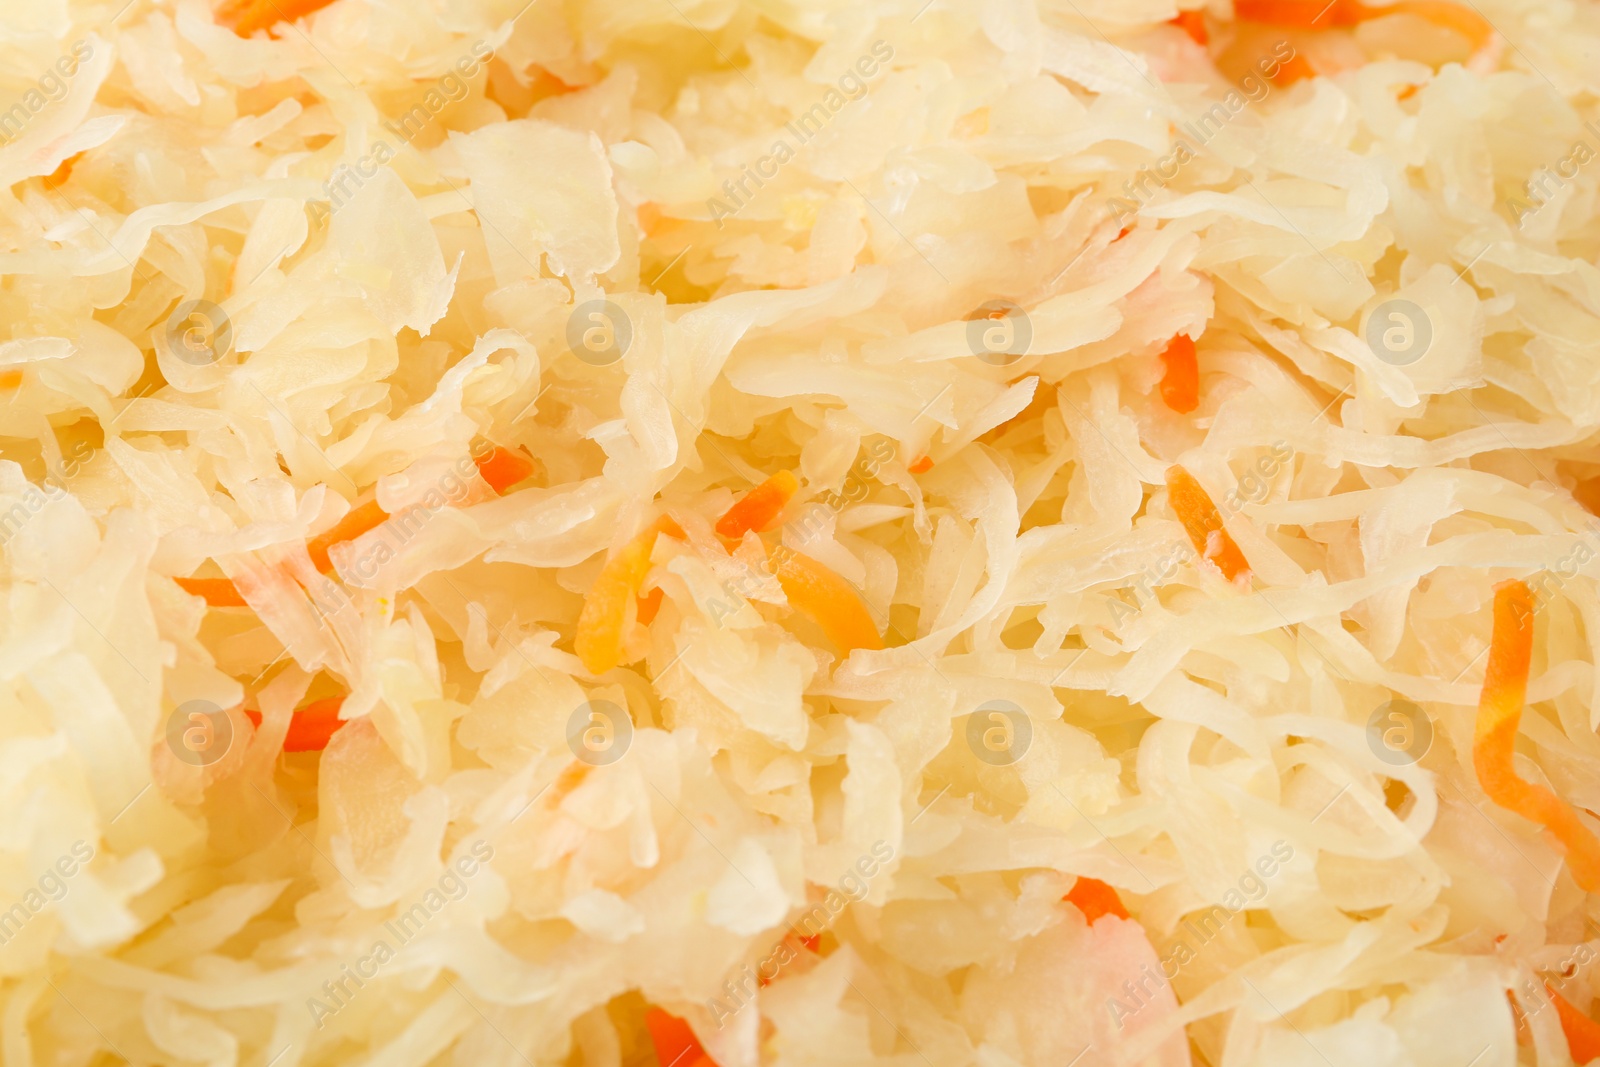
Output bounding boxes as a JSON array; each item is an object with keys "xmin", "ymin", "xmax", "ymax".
[
  {"xmin": 308, "ymin": 499, "xmax": 389, "ymax": 573},
  {"xmin": 770, "ymin": 548, "xmax": 885, "ymax": 654},
  {"xmin": 575, "ymin": 516, "xmax": 684, "ymax": 674},
  {"xmin": 1234, "ymin": 0, "xmax": 1361, "ymax": 26},
  {"xmin": 908, "ymin": 455, "xmax": 934, "ymax": 474},
  {"xmin": 1171, "ymin": 9, "xmax": 1209, "ymax": 44},
  {"xmin": 243, "ymin": 695, "xmax": 347, "ymax": 752},
  {"xmin": 1270, "ymin": 53, "xmax": 1318, "ymax": 85},
  {"xmin": 1549, "ymin": 984, "xmax": 1600, "ymax": 1065},
  {"xmin": 644, "ymin": 1009, "xmax": 717, "ymax": 1067},
  {"xmin": 1236, "ymin": 0, "xmax": 1492, "ymax": 45},
  {"xmin": 1065, "ymin": 876, "xmax": 1130, "ymax": 924},
  {"xmin": 222, "ymin": 0, "xmax": 339, "ymax": 36},
  {"xmin": 175, "ymin": 577, "xmax": 249, "ymax": 608},
  {"xmin": 1473, "ymin": 580, "xmax": 1600, "ymax": 892},
  {"xmin": 1165, "ymin": 466, "xmax": 1251, "ymax": 583},
  {"xmin": 1158, "ymin": 334, "xmax": 1199, "ymax": 414},
  {"xmin": 474, "ymin": 445, "xmax": 537, "ymax": 495},
  {"xmin": 636, "ymin": 586, "xmax": 665, "ymax": 626},
  {"xmin": 716, "ymin": 470, "xmax": 799, "ymax": 539}
]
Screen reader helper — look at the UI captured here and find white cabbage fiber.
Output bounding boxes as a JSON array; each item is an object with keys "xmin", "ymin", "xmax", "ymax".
[{"xmin": 1, "ymin": 0, "xmax": 1598, "ymax": 1065}]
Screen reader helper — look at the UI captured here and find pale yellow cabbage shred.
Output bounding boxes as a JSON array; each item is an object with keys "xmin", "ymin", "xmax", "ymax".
[{"xmin": 1, "ymin": 0, "xmax": 1599, "ymax": 1065}]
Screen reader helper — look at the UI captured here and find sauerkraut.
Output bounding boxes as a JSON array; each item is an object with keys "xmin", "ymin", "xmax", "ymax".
[{"xmin": 3, "ymin": 0, "xmax": 1600, "ymax": 1065}]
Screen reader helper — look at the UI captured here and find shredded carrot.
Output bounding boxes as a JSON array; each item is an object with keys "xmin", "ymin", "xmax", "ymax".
[
  {"xmin": 575, "ymin": 516, "xmax": 685, "ymax": 674},
  {"xmin": 474, "ymin": 445, "xmax": 538, "ymax": 495},
  {"xmin": 1235, "ymin": 0, "xmax": 1493, "ymax": 45},
  {"xmin": 221, "ymin": 0, "xmax": 340, "ymax": 36},
  {"xmin": 175, "ymin": 576, "xmax": 250, "ymax": 608},
  {"xmin": 636, "ymin": 586, "xmax": 665, "ymax": 626},
  {"xmin": 0, "ymin": 370, "xmax": 22, "ymax": 391},
  {"xmin": 769, "ymin": 547, "xmax": 885, "ymax": 654},
  {"xmin": 1234, "ymin": 0, "xmax": 1361, "ymax": 26},
  {"xmin": 716, "ymin": 470, "xmax": 799, "ymax": 539},
  {"xmin": 908, "ymin": 455, "xmax": 934, "ymax": 474},
  {"xmin": 43, "ymin": 153, "xmax": 81, "ymax": 189},
  {"xmin": 1171, "ymin": 9, "xmax": 1209, "ymax": 44},
  {"xmin": 797, "ymin": 932, "xmax": 821, "ymax": 953},
  {"xmin": 1165, "ymin": 466, "xmax": 1251, "ymax": 583},
  {"xmin": 1158, "ymin": 334, "xmax": 1199, "ymax": 414},
  {"xmin": 243, "ymin": 695, "xmax": 347, "ymax": 752},
  {"xmin": 1270, "ymin": 53, "xmax": 1318, "ymax": 85},
  {"xmin": 1065, "ymin": 876, "xmax": 1130, "ymax": 924},
  {"xmin": 1474, "ymin": 580, "xmax": 1600, "ymax": 892},
  {"xmin": 1549, "ymin": 985, "xmax": 1600, "ymax": 1065},
  {"xmin": 307, "ymin": 499, "xmax": 389, "ymax": 573},
  {"xmin": 644, "ymin": 1009, "xmax": 717, "ymax": 1067}
]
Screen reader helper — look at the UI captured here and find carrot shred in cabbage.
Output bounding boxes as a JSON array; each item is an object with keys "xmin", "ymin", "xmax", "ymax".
[
  {"xmin": 1234, "ymin": 0, "xmax": 1360, "ymax": 26},
  {"xmin": 1064, "ymin": 876, "xmax": 1130, "ymax": 923},
  {"xmin": 220, "ymin": 0, "xmax": 340, "ymax": 36},
  {"xmin": 636, "ymin": 586, "xmax": 665, "ymax": 626},
  {"xmin": 908, "ymin": 455, "xmax": 934, "ymax": 474},
  {"xmin": 644, "ymin": 1008, "xmax": 717, "ymax": 1067},
  {"xmin": 1473, "ymin": 580, "xmax": 1600, "ymax": 891},
  {"xmin": 175, "ymin": 576, "xmax": 250, "ymax": 608},
  {"xmin": 575, "ymin": 516, "xmax": 685, "ymax": 674},
  {"xmin": 1233, "ymin": 0, "xmax": 1493, "ymax": 45},
  {"xmin": 1158, "ymin": 334, "xmax": 1199, "ymax": 414},
  {"xmin": 1172, "ymin": 9, "xmax": 1209, "ymax": 44},
  {"xmin": 307, "ymin": 499, "xmax": 390, "ymax": 573},
  {"xmin": 715, "ymin": 470, "xmax": 799, "ymax": 538},
  {"xmin": 1165, "ymin": 465, "xmax": 1251, "ymax": 583},
  {"xmin": 243, "ymin": 695, "xmax": 347, "ymax": 753},
  {"xmin": 1270, "ymin": 53, "xmax": 1318, "ymax": 85},
  {"xmin": 1549, "ymin": 984, "xmax": 1600, "ymax": 1065},
  {"xmin": 769, "ymin": 547, "xmax": 885, "ymax": 654},
  {"xmin": 474, "ymin": 445, "xmax": 537, "ymax": 495}
]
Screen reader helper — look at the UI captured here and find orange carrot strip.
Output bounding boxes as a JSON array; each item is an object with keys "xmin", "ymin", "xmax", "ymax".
[
  {"xmin": 1065, "ymin": 876, "xmax": 1130, "ymax": 924},
  {"xmin": 1165, "ymin": 466, "xmax": 1251, "ymax": 583},
  {"xmin": 283, "ymin": 696, "xmax": 347, "ymax": 752},
  {"xmin": 1158, "ymin": 334, "xmax": 1199, "ymax": 414},
  {"xmin": 1270, "ymin": 53, "xmax": 1318, "ymax": 85},
  {"xmin": 1549, "ymin": 985, "xmax": 1600, "ymax": 1065},
  {"xmin": 769, "ymin": 548, "xmax": 885, "ymax": 654},
  {"xmin": 1171, "ymin": 9, "xmax": 1209, "ymax": 44},
  {"xmin": 1234, "ymin": 0, "xmax": 1361, "ymax": 26},
  {"xmin": 908, "ymin": 455, "xmax": 934, "ymax": 474},
  {"xmin": 797, "ymin": 933, "xmax": 821, "ymax": 953},
  {"xmin": 243, "ymin": 695, "xmax": 347, "ymax": 752},
  {"xmin": 716, "ymin": 470, "xmax": 799, "ymax": 539},
  {"xmin": 645, "ymin": 1009, "xmax": 717, "ymax": 1067},
  {"xmin": 1236, "ymin": 0, "xmax": 1493, "ymax": 44},
  {"xmin": 1474, "ymin": 580, "xmax": 1600, "ymax": 892},
  {"xmin": 222, "ymin": 0, "xmax": 339, "ymax": 36},
  {"xmin": 575, "ymin": 516, "xmax": 684, "ymax": 674},
  {"xmin": 636, "ymin": 587, "xmax": 665, "ymax": 626},
  {"xmin": 308, "ymin": 499, "xmax": 389, "ymax": 573},
  {"xmin": 175, "ymin": 576, "xmax": 250, "ymax": 608},
  {"xmin": 474, "ymin": 445, "xmax": 537, "ymax": 495}
]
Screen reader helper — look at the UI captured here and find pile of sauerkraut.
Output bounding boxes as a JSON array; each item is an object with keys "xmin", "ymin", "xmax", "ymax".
[{"xmin": 6, "ymin": 0, "xmax": 1600, "ymax": 1063}]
